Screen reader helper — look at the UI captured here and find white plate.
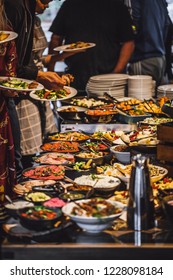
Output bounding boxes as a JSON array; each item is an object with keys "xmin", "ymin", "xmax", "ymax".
[
  {"xmin": 87, "ymin": 83, "xmax": 125, "ymax": 89},
  {"xmin": 86, "ymin": 89, "xmax": 125, "ymax": 95},
  {"xmin": 29, "ymin": 86, "xmax": 77, "ymax": 101},
  {"xmin": 90, "ymin": 73, "xmax": 129, "ymax": 82},
  {"xmin": 0, "ymin": 77, "xmax": 44, "ymax": 92},
  {"xmin": 0, "ymin": 31, "xmax": 18, "ymax": 44},
  {"xmin": 54, "ymin": 42, "xmax": 96, "ymax": 52},
  {"xmin": 157, "ymin": 85, "xmax": 173, "ymax": 92}
]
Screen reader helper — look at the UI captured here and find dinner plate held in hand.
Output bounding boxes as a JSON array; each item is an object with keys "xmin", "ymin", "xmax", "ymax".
[
  {"xmin": 0, "ymin": 77, "xmax": 44, "ymax": 92},
  {"xmin": 0, "ymin": 31, "xmax": 18, "ymax": 44},
  {"xmin": 54, "ymin": 42, "xmax": 96, "ymax": 52},
  {"xmin": 29, "ymin": 86, "xmax": 77, "ymax": 101}
]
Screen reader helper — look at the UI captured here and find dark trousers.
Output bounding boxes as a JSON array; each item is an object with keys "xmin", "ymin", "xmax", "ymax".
[{"xmin": 6, "ymin": 98, "xmax": 23, "ymax": 180}]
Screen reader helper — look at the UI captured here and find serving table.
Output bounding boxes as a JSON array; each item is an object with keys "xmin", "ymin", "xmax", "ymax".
[
  {"xmin": 1, "ymin": 118, "xmax": 173, "ymax": 260},
  {"xmin": 1, "ymin": 217, "xmax": 173, "ymax": 260}
]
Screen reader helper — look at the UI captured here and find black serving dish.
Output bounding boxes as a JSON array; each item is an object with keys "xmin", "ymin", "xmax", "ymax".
[
  {"xmin": 32, "ymin": 184, "xmax": 64, "ymax": 196},
  {"xmin": 162, "ymin": 102, "xmax": 173, "ymax": 117},
  {"xmin": 74, "ymin": 151, "xmax": 112, "ymax": 166},
  {"xmin": 33, "ymin": 152, "xmax": 75, "ymax": 166},
  {"xmin": 57, "ymin": 105, "xmax": 86, "ymax": 121},
  {"xmin": 79, "ymin": 139, "xmax": 110, "ymax": 152},
  {"xmin": 22, "ymin": 165, "xmax": 65, "ymax": 181},
  {"xmin": 2, "ymin": 216, "xmax": 72, "ymax": 242},
  {"xmin": 158, "ymin": 188, "xmax": 173, "ymax": 199},
  {"xmin": 17, "ymin": 206, "xmax": 62, "ymax": 231},
  {"xmin": 24, "ymin": 191, "xmax": 52, "ymax": 204},
  {"xmin": 59, "ymin": 191, "xmax": 86, "ymax": 202},
  {"xmin": 66, "ymin": 184, "xmax": 94, "ymax": 196},
  {"xmin": 61, "ymin": 95, "xmax": 111, "ymax": 109},
  {"xmin": 117, "ymin": 112, "xmax": 152, "ymax": 124},
  {"xmin": 84, "ymin": 109, "xmax": 118, "ymax": 124}
]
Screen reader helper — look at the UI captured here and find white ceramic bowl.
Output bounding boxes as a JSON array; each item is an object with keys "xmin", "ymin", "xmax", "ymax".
[
  {"xmin": 110, "ymin": 145, "xmax": 131, "ymax": 164},
  {"xmin": 4, "ymin": 200, "xmax": 34, "ymax": 218},
  {"xmin": 62, "ymin": 199, "xmax": 124, "ymax": 233}
]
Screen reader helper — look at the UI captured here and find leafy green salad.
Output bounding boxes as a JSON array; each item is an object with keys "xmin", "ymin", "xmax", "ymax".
[
  {"xmin": 0, "ymin": 78, "xmax": 38, "ymax": 90},
  {"xmin": 34, "ymin": 88, "xmax": 70, "ymax": 100}
]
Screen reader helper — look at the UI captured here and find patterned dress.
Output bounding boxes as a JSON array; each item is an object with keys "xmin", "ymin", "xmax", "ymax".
[{"xmin": 0, "ymin": 39, "xmax": 17, "ymax": 221}]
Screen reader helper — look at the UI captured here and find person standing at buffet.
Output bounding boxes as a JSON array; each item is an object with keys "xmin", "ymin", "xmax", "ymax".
[
  {"xmin": 48, "ymin": 0, "xmax": 135, "ymax": 91},
  {"xmin": 4, "ymin": 0, "xmax": 68, "ymax": 171},
  {"xmin": 14, "ymin": 0, "xmax": 58, "ymax": 169},
  {"xmin": 32, "ymin": 0, "xmax": 78, "ymax": 142},
  {"xmin": 128, "ymin": 0, "xmax": 170, "ymax": 87},
  {"xmin": 0, "ymin": 0, "xmax": 17, "ymax": 221}
]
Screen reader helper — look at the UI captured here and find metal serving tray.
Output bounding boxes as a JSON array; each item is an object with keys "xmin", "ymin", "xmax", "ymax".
[{"xmin": 117, "ymin": 113, "xmax": 152, "ymax": 124}]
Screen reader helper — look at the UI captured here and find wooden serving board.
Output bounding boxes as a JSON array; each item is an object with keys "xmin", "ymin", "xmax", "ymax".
[
  {"xmin": 157, "ymin": 143, "xmax": 173, "ymax": 163},
  {"xmin": 157, "ymin": 122, "xmax": 173, "ymax": 143}
]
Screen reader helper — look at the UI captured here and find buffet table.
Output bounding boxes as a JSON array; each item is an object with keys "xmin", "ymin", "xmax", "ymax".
[{"xmin": 1, "ymin": 91, "xmax": 173, "ymax": 261}]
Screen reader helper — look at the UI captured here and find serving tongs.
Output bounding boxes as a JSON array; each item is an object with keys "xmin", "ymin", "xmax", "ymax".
[
  {"xmin": 103, "ymin": 92, "xmax": 130, "ymax": 115},
  {"xmin": 143, "ymin": 99, "xmax": 155, "ymax": 113},
  {"xmin": 5, "ymin": 195, "xmax": 15, "ymax": 205},
  {"xmin": 114, "ymin": 166, "xmax": 128, "ymax": 177},
  {"xmin": 103, "ymin": 92, "xmax": 118, "ymax": 103},
  {"xmin": 32, "ymin": 182, "xmax": 64, "ymax": 194},
  {"xmin": 104, "ymin": 92, "xmax": 131, "ymax": 115},
  {"xmin": 78, "ymin": 144, "xmax": 90, "ymax": 152},
  {"xmin": 62, "ymin": 176, "xmax": 94, "ymax": 198},
  {"xmin": 100, "ymin": 137, "xmax": 113, "ymax": 147},
  {"xmin": 73, "ymin": 201, "xmax": 88, "ymax": 211},
  {"xmin": 100, "ymin": 139, "xmax": 112, "ymax": 148}
]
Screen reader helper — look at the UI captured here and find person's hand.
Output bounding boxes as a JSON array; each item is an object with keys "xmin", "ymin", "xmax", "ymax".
[
  {"xmin": 37, "ymin": 71, "xmax": 66, "ymax": 90},
  {"xmin": 61, "ymin": 74, "xmax": 74, "ymax": 86}
]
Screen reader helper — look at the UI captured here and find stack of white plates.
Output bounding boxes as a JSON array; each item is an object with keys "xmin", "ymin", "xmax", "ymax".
[
  {"xmin": 128, "ymin": 75, "xmax": 153, "ymax": 99},
  {"xmin": 157, "ymin": 84, "xmax": 173, "ymax": 99},
  {"xmin": 86, "ymin": 73, "xmax": 129, "ymax": 99}
]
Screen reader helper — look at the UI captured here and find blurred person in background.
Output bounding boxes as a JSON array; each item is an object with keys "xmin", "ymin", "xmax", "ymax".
[
  {"xmin": 48, "ymin": 0, "xmax": 135, "ymax": 92},
  {"xmin": 127, "ymin": 0, "xmax": 170, "ymax": 89},
  {"xmin": 164, "ymin": 14, "xmax": 173, "ymax": 83}
]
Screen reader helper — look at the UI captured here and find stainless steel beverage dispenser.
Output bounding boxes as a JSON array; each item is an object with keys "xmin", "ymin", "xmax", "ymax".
[{"xmin": 127, "ymin": 154, "xmax": 155, "ymax": 231}]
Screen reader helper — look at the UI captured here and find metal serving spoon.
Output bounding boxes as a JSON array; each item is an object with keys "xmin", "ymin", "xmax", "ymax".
[{"xmin": 5, "ymin": 195, "xmax": 15, "ymax": 205}]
